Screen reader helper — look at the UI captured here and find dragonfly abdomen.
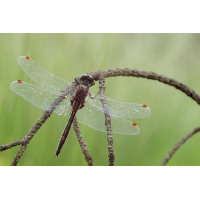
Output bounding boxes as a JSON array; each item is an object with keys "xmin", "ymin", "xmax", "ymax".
[
  {"xmin": 55, "ymin": 110, "xmax": 77, "ymax": 157},
  {"xmin": 56, "ymin": 87, "xmax": 89, "ymax": 156}
]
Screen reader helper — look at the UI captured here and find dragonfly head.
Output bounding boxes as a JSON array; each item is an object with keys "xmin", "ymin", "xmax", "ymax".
[{"xmin": 79, "ymin": 74, "xmax": 95, "ymax": 87}]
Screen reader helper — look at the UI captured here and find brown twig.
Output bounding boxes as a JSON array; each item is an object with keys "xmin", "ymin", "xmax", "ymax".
[
  {"xmin": 91, "ymin": 68, "xmax": 200, "ymax": 105},
  {"xmin": 0, "ymin": 140, "xmax": 24, "ymax": 151},
  {"xmin": 72, "ymin": 117, "xmax": 94, "ymax": 166},
  {"xmin": 161, "ymin": 127, "xmax": 200, "ymax": 166},
  {"xmin": 99, "ymin": 75, "xmax": 115, "ymax": 166}
]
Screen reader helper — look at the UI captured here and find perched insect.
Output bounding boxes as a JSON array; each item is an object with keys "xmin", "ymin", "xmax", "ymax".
[{"xmin": 10, "ymin": 56, "xmax": 151, "ymax": 156}]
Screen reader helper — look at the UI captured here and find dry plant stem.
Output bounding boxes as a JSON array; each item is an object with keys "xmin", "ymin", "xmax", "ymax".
[
  {"xmin": 0, "ymin": 140, "xmax": 23, "ymax": 151},
  {"xmin": 161, "ymin": 127, "xmax": 200, "ymax": 166},
  {"xmin": 72, "ymin": 117, "xmax": 94, "ymax": 166},
  {"xmin": 99, "ymin": 76, "xmax": 115, "ymax": 166},
  {"xmin": 91, "ymin": 68, "xmax": 200, "ymax": 105}
]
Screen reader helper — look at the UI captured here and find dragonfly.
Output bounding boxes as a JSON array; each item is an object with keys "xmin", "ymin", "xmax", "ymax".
[{"xmin": 10, "ymin": 56, "xmax": 151, "ymax": 156}]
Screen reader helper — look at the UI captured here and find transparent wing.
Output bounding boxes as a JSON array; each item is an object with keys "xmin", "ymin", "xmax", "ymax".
[
  {"xmin": 85, "ymin": 94, "xmax": 151, "ymax": 119},
  {"xmin": 76, "ymin": 103, "xmax": 140, "ymax": 135},
  {"xmin": 17, "ymin": 56, "xmax": 70, "ymax": 91},
  {"xmin": 10, "ymin": 80, "xmax": 71, "ymax": 116}
]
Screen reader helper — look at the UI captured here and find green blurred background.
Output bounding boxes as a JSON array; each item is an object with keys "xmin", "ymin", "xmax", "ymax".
[{"xmin": 1, "ymin": 33, "xmax": 200, "ymax": 166}]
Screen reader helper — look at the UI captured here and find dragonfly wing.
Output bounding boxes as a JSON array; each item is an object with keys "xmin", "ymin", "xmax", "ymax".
[
  {"xmin": 76, "ymin": 103, "xmax": 140, "ymax": 135},
  {"xmin": 86, "ymin": 94, "xmax": 151, "ymax": 119},
  {"xmin": 17, "ymin": 56, "xmax": 70, "ymax": 91},
  {"xmin": 54, "ymin": 97, "xmax": 72, "ymax": 116},
  {"xmin": 10, "ymin": 80, "xmax": 71, "ymax": 116}
]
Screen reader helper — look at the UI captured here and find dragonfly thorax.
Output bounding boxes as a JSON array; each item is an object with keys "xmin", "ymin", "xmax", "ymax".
[{"xmin": 79, "ymin": 84, "xmax": 89, "ymax": 91}]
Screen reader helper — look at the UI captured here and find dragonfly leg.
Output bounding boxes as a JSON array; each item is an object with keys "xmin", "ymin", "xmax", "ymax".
[
  {"xmin": 89, "ymin": 91, "xmax": 100, "ymax": 99},
  {"xmin": 79, "ymin": 104, "xmax": 85, "ymax": 109},
  {"xmin": 74, "ymin": 77, "xmax": 81, "ymax": 85},
  {"xmin": 70, "ymin": 99, "xmax": 74, "ymax": 106},
  {"xmin": 88, "ymin": 81, "xmax": 95, "ymax": 87}
]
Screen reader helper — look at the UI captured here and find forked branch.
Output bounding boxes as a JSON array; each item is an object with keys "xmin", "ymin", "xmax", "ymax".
[{"xmin": 1, "ymin": 68, "xmax": 200, "ymax": 166}]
